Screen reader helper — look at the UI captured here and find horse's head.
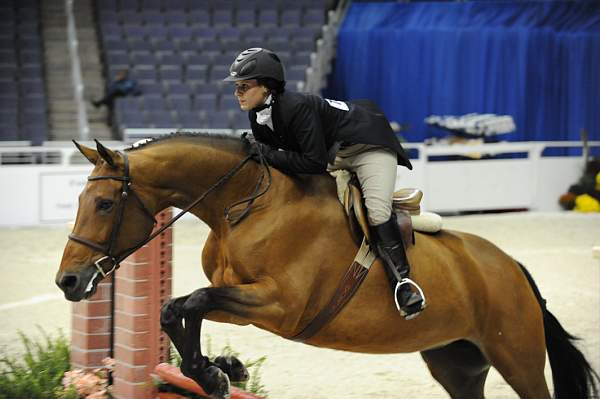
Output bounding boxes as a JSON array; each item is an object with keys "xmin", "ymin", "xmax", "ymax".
[{"xmin": 56, "ymin": 140, "xmax": 157, "ymax": 301}]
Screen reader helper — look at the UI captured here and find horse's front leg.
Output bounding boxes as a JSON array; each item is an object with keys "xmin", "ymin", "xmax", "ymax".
[{"xmin": 175, "ymin": 283, "xmax": 284, "ymax": 398}]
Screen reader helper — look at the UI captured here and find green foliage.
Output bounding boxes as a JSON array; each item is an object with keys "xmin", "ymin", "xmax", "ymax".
[{"xmin": 0, "ymin": 328, "xmax": 70, "ymax": 399}]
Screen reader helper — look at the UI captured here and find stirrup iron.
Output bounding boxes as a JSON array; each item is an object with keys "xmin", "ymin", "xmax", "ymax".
[{"xmin": 394, "ymin": 278, "xmax": 426, "ymax": 320}]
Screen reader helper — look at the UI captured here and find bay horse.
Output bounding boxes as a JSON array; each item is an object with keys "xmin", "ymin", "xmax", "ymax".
[{"xmin": 56, "ymin": 134, "xmax": 598, "ymax": 399}]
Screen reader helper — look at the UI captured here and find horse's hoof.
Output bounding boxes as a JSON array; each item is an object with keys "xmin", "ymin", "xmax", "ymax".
[
  {"xmin": 214, "ymin": 355, "xmax": 250, "ymax": 382},
  {"xmin": 204, "ymin": 365, "xmax": 231, "ymax": 399}
]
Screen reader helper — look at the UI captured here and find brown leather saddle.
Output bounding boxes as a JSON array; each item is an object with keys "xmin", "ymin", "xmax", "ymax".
[{"xmin": 343, "ymin": 175, "xmax": 421, "ymax": 248}]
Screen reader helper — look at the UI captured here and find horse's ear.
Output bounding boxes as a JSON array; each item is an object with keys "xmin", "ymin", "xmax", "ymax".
[
  {"xmin": 94, "ymin": 139, "xmax": 119, "ymax": 168},
  {"xmin": 73, "ymin": 140, "xmax": 99, "ymax": 164}
]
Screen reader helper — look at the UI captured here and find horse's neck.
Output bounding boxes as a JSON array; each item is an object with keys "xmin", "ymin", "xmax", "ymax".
[{"xmin": 131, "ymin": 143, "xmax": 264, "ymax": 232}]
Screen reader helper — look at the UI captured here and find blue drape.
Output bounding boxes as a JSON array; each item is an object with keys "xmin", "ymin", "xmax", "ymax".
[{"xmin": 329, "ymin": 2, "xmax": 600, "ymax": 142}]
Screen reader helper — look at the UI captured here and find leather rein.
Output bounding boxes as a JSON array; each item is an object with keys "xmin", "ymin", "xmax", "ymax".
[{"xmin": 68, "ymin": 146, "xmax": 271, "ymax": 279}]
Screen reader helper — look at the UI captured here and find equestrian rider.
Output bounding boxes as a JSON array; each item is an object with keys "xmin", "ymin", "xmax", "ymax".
[{"xmin": 224, "ymin": 48, "xmax": 425, "ymax": 319}]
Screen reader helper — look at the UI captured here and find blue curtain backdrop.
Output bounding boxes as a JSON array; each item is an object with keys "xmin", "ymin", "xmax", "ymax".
[{"xmin": 329, "ymin": 2, "xmax": 600, "ymax": 142}]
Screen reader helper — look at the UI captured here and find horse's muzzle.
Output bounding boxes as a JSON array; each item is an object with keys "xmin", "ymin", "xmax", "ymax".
[{"xmin": 56, "ymin": 266, "xmax": 99, "ymax": 301}]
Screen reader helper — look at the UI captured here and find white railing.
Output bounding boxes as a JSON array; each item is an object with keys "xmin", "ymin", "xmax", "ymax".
[
  {"xmin": 0, "ymin": 139, "xmax": 595, "ymax": 166},
  {"xmin": 0, "ymin": 140, "xmax": 597, "ymax": 225}
]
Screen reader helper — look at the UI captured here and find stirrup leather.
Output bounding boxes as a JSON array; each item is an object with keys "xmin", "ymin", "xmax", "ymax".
[{"xmin": 394, "ymin": 278, "xmax": 427, "ymax": 320}]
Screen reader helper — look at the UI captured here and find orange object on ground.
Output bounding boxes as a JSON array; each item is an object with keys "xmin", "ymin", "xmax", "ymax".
[
  {"xmin": 157, "ymin": 393, "xmax": 188, "ymax": 399},
  {"xmin": 154, "ymin": 363, "xmax": 265, "ymax": 399}
]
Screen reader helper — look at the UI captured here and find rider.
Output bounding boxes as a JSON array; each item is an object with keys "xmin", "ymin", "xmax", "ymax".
[{"xmin": 223, "ymin": 48, "xmax": 425, "ymax": 319}]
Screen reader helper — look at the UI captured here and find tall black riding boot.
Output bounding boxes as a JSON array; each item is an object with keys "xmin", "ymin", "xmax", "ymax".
[{"xmin": 373, "ymin": 214, "xmax": 425, "ymax": 319}]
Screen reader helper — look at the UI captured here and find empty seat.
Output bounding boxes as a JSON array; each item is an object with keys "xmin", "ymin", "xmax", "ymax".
[
  {"xmin": 167, "ymin": 0, "xmax": 188, "ymax": 11},
  {"xmin": 281, "ymin": 9, "xmax": 301, "ymax": 26},
  {"xmin": 303, "ymin": 8, "xmax": 325, "ymax": 27},
  {"xmin": 131, "ymin": 51, "xmax": 156, "ymax": 66},
  {"xmin": 195, "ymin": 82, "xmax": 221, "ymax": 95},
  {"xmin": 19, "ymin": 65, "xmax": 43, "ymax": 81},
  {"xmin": 194, "ymin": 27, "xmax": 217, "ymax": 41},
  {"xmin": 167, "ymin": 82, "xmax": 194, "ymax": 96},
  {"xmin": 152, "ymin": 39, "xmax": 177, "ymax": 52},
  {"xmin": 120, "ymin": 11, "xmax": 144, "ymax": 25},
  {"xmin": 187, "ymin": 10, "xmax": 210, "ymax": 26},
  {"xmin": 123, "ymin": 25, "xmax": 146, "ymax": 40},
  {"xmin": 103, "ymin": 39, "xmax": 128, "ymax": 52},
  {"xmin": 20, "ymin": 81, "xmax": 45, "ymax": 97},
  {"xmin": 207, "ymin": 110, "xmax": 231, "ymax": 129},
  {"xmin": 185, "ymin": 65, "xmax": 208, "ymax": 82},
  {"xmin": 231, "ymin": 111, "xmax": 250, "ymax": 129},
  {"xmin": 138, "ymin": 81, "xmax": 163, "ymax": 94},
  {"xmin": 160, "ymin": 52, "xmax": 185, "ymax": 67},
  {"xmin": 165, "ymin": 11, "xmax": 187, "ymax": 26},
  {"xmin": 235, "ymin": 9, "xmax": 255, "ymax": 27},
  {"xmin": 160, "ymin": 66, "xmax": 183, "ymax": 82},
  {"xmin": 140, "ymin": 0, "xmax": 161, "ymax": 10},
  {"xmin": 0, "ymin": 81, "xmax": 18, "ymax": 97},
  {"xmin": 142, "ymin": 95, "xmax": 167, "ymax": 111},
  {"xmin": 194, "ymin": 93, "xmax": 218, "ymax": 112},
  {"xmin": 207, "ymin": 65, "xmax": 229, "ymax": 82},
  {"xmin": 168, "ymin": 95, "xmax": 192, "ymax": 111},
  {"xmin": 213, "ymin": 9, "xmax": 233, "ymax": 27},
  {"xmin": 119, "ymin": 0, "xmax": 139, "ymax": 12},
  {"xmin": 168, "ymin": 25, "xmax": 194, "ymax": 41},
  {"xmin": 0, "ymin": 66, "xmax": 16, "ymax": 81},
  {"xmin": 128, "ymin": 39, "xmax": 153, "ymax": 52},
  {"xmin": 147, "ymin": 111, "xmax": 176, "ymax": 128},
  {"xmin": 257, "ymin": 10, "xmax": 278, "ymax": 27},
  {"xmin": 287, "ymin": 65, "xmax": 306, "ymax": 81},
  {"xmin": 132, "ymin": 67, "xmax": 158, "ymax": 82},
  {"xmin": 97, "ymin": 0, "xmax": 118, "ymax": 10},
  {"xmin": 219, "ymin": 95, "xmax": 239, "ymax": 111},
  {"xmin": 142, "ymin": 11, "xmax": 165, "ymax": 25},
  {"xmin": 106, "ymin": 53, "xmax": 129, "ymax": 68},
  {"xmin": 177, "ymin": 111, "xmax": 204, "ymax": 127}
]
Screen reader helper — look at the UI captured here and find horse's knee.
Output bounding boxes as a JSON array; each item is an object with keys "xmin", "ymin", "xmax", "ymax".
[
  {"xmin": 182, "ymin": 288, "xmax": 211, "ymax": 316},
  {"xmin": 160, "ymin": 296, "xmax": 187, "ymax": 327}
]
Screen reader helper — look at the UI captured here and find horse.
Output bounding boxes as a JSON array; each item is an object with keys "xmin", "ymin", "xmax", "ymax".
[{"xmin": 55, "ymin": 134, "xmax": 599, "ymax": 399}]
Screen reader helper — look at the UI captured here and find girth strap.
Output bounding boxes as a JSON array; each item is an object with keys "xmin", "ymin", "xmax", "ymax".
[{"xmin": 292, "ymin": 238, "xmax": 376, "ymax": 342}]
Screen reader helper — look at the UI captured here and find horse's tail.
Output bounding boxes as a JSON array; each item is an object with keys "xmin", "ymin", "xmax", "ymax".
[{"xmin": 517, "ymin": 261, "xmax": 599, "ymax": 399}]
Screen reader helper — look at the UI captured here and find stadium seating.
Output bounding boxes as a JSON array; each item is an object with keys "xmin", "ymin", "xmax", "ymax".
[
  {"xmin": 0, "ymin": 0, "xmax": 48, "ymax": 144},
  {"xmin": 95, "ymin": 0, "xmax": 329, "ymax": 131}
]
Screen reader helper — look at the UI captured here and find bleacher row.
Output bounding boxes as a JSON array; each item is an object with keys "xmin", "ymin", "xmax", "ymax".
[
  {"xmin": 0, "ymin": 0, "xmax": 47, "ymax": 145},
  {"xmin": 96, "ymin": 0, "xmax": 330, "ymax": 131}
]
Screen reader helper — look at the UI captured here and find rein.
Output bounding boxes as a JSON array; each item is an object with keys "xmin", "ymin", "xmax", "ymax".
[{"xmin": 69, "ymin": 144, "xmax": 271, "ymax": 279}]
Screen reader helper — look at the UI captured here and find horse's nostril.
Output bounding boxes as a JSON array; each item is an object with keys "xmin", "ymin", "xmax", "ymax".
[{"xmin": 60, "ymin": 274, "xmax": 79, "ymax": 289}]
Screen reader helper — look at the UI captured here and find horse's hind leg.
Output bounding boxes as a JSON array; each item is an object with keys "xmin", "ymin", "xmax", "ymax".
[
  {"xmin": 421, "ymin": 340, "xmax": 490, "ymax": 399},
  {"xmin": 480, "ymin": 314, "xmax": 551, "ymax": 398}
]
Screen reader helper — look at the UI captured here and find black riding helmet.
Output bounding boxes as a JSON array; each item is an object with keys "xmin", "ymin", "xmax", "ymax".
[{"xmin": 223, "ymin": 48, "xmax": 285, "ymax": 83}]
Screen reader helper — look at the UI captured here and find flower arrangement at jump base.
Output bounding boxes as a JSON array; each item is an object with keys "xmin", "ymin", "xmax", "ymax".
[{"xmin": 57, "ymin": 357, "xmax": 115, "ymax": 399}]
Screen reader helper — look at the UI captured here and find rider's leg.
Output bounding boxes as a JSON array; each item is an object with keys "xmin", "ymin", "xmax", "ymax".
[{"xmin": 347, "ymin": 147, "xmax": 425, "ymax": 318}]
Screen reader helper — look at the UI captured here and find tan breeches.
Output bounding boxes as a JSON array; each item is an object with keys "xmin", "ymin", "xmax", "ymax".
[{"xmin": 328, "ymin": 145, "xmax": 398, "ymax": 226}]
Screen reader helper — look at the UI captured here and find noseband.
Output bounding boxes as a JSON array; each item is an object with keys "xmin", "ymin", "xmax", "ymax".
[{"xmin": 68, "ymin": 146, "xmax": 271, "ymax": 279}]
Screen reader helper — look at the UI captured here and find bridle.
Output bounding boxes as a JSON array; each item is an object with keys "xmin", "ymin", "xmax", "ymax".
[{"xmin": 68, "ymin": 145, "xmax": 271, "ymax": 279}]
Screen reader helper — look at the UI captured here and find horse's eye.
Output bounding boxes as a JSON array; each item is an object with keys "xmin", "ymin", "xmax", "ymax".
[{"xmin": 97, "ymin": 199, "xmax": 114, "ymax": 212}]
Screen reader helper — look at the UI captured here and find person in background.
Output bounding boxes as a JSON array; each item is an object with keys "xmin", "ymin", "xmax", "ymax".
[
  {"xmin": 223, "ymin": 47, "xmax": 425, "ymax": 319},
  {"xmin": 92, "ymin": 70, "xmax": 141, "ymax": 109}
]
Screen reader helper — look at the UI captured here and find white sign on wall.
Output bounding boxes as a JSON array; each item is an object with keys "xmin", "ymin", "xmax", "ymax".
[{"xmin": 39, "ymin": 171, "xmax": 88, "ymax": 223}]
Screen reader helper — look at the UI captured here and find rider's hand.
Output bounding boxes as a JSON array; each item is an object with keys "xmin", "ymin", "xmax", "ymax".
[
  {"xmin": 249, "ymin": 142, "xmax": 273, "ymax": 162},
  {"xmin": 241, "ymin": 132, "xmax": 256, "ymax": 146}
]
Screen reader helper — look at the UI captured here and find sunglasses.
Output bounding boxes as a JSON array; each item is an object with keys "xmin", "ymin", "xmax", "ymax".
[{"xmin": 234, "ymin": 82, "xmax": 258, "ymax": 95}]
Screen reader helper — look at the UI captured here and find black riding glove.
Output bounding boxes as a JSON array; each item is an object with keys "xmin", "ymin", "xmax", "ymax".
[{"xmin": 241, "ymin": 132, "xmax": 274, "ymax": 163}]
